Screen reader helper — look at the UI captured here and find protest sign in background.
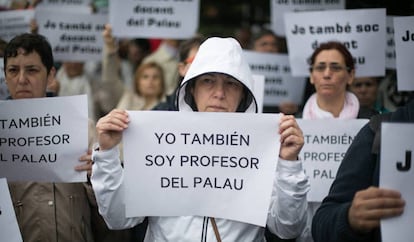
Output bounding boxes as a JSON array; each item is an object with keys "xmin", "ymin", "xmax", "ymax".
[
  {"xmin": 109, "ymin": 0, "xmax": 199, "ymax": 39},
  {"xmin": 284, "ymin": 8, "xmax": 386, "ymax": 77},
  {"xmin": 36, "ymin": 10, "xmax": 106, "ymax": 62},
  {"xmin": 298, "ymin": 119, "xmax": 368, "ymax": 202},
  {"xmin": 244, "ymin": 50, "xmax": 306, "ymax": 106},
  {"xmin": 393, "ymin": 16, "xmax": 414, "ymax": 91},
  {"xmin": 271, "ymin": 0, "xmax": 345, "ymax": 36}
]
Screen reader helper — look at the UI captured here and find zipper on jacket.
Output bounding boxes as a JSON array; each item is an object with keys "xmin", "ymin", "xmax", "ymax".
[
  {"xmin": 53, "ymin": 183, "xmax": 58, "ymax": 242},
  {"xmin": 201, "ymin": 216, "xmax": 208, "ymax": 242}
]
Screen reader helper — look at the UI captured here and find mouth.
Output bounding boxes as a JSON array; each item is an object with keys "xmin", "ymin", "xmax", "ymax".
[
  {"xmin": 207, "ymin": 105, "xmax": 227, "ymax": 112},
  {"xmin": 319, "ymin": 85, "xmax": 335, "ymax": 90},
  {"xmin": 320, "ymin": 83, "xmax": 334, "ymax": 87},
  {"xmin": 15, "ymin": 90, "xmax": 33, "ymax": 98}
]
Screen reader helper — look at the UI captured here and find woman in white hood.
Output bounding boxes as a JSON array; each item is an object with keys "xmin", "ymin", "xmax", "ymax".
[{"xmin": 91, "ymin": 37, "xmax": 309, "ymax": 241}]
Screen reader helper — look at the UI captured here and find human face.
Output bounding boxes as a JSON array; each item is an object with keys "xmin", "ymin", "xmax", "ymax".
[
  {"xmin": 350, "ymin": 77, "xmax": 378, "ymax": 108},
  {"xmin": 310, "ymin": 49, "xmax": 354, "ymax": 99},
  {"xmin": 191, "ymin": 73, "xmax": 244, "ymax": 112},
  {"xmin": 254, "ymin": 34, "xmax": 279, "ymax": 53},
  {"xmin": 5, "ymin": 48, "xmax": 54, "ymax": 99},
  {"xmin": 136, "ymin": 67, "xmax": 163, "ymax": 98}
]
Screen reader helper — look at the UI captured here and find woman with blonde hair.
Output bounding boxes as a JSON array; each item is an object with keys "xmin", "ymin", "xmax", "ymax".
[{"xmin": 117, "ymin": 62, "xmax": 166, "ymax": 111}]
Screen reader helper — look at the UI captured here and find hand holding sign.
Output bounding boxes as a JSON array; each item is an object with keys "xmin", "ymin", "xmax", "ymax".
[
  {"xmin": 348, "ymin": 186, "xmax": 405, "ymax": 233},
  {"xmin": 279, "ymin": 114, "xmax": 304, "ymax": 161},
  {"xmin": 95, "ymin": 109, "xmax": 129, "ymax": 151}
]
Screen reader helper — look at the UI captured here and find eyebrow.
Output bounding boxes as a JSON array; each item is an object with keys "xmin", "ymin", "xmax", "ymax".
[
  {"xmin": 7, "ymin": 64, "xmax": 40, "ymax": 68},
  {"xmin": 315, "ymin": 61, "xmax": 342, "ymax": 65}
]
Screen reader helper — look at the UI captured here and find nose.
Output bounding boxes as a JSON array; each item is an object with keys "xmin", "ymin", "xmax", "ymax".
[
  {"xmin": 212, "ymin": 82, "xmax": 225, "ymax": 99},
  {"xmin": 322, "ymin": 68, "xmax": 331, "ymax": 78},
  {"xmin": 17, "ymin": 70, "xmax": 28, "ymax": 84}
]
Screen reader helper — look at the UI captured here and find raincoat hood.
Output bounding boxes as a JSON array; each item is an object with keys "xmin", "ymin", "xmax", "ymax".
[{"xmin": 176, "ymin": 37, "xmax": 258, "ymax": 113}]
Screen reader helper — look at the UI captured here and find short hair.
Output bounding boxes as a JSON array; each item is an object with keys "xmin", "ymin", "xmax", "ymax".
[
  {"xmin": 252, "ymin": 28, "xmax": 277, "ymax": 44},
  {"xmin": 308, "ymin": 41, "xmax": 355, "ymax": 73},
  {"xmin": 4, "ymin": 33, "xmax": 54, "ymax": 73}
]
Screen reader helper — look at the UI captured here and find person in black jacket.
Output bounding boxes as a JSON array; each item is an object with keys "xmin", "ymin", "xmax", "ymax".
[{"xmin": 312, "ymin": 99, "xmax": 414, "ymax": 242}]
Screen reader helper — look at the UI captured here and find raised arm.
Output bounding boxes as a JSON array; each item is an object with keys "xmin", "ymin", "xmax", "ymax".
[
  {"xmin": 91, "ymin": 109, "xmax": 145, "ymax": 229},
  {"xmin": 267, "ymin": 114, "xmax": 309, "ymax": 239},
  {"xmin": 99, "ymin": 25, "xmax": 125, "ymax": 113}
]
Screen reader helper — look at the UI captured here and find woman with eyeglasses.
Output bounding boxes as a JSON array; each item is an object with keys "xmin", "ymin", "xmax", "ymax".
[
  {"xmin": 302, "ymin": 41, "xmax": 360, "ymax": 119},
  {"xmin": 297, "ymin": 41, "xmax": 366, "ymax": 242}
]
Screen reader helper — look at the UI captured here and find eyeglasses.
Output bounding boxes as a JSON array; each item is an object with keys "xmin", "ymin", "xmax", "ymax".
[{"xmin": 310, "ymin": 64, "xmax": 350, "ymax": 73}]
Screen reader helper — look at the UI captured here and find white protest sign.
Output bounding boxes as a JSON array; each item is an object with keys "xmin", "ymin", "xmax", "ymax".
[
  {"xmin": 35, "ymin": 4, "xmax": 92, "ymax": 14},
  {"xmin": 244, "ymin": 50, "xmax": 306, "ymax": 106},
  {"xmin": 271, "ymin": 0, "xmax": 345, "ymax": 36},
  {"xmin": 36, "ymin": 0, "xmax": 91, "ymax": 7},
  {"xmin": 380, "ymin": 123, "xmax": 414, "ymax": 242},
  {"xmin": 252, "ymin": 74, "xmax": 265, "ymax": 113},
  {"xmin": 109, "ymin": 0, "xmax": 199, "ymax": 39},
  {"xmin": 386, "ymin": 16, "xmax": 396, "ymax": 69},
  {"xmin": 393, "ymin": 16, "xmax": 414, "ymax": 91},
  {"xmin": 123, "ymin": 111, "xmax": 280, "ymax": 226},
  {"xmin": 0, "ymin": 95, "xmax": 88, "ymax": 182},
  {"xmin": 0, "ymin": 59, "xmax": 8, "ymax": 100},
  {"xmin": 0, "ymin": 9, "xmax": 34, "ymax": 42},
  {"xmin": 36, "ymin": 11, "xmax": 106, "ymax": 62},
  {"xmin": 0, "ymin": 178, "xmax": 22, "ymax": 242},
  {"xmin": 284, "ymin": 8, "xmax": 386, "ymax": 77},
  {"xmin": 298, "ymin": 119, "xmax": 368, "ymax": 202}
]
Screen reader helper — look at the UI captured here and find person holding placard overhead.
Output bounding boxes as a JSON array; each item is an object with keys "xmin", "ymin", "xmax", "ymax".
[
  {"xmin": 298, "ymin": 41, "xmax": 365, "ymax": 242},
  {"xmin": 312, "ymin": 99, "xmax": 413, "ymax": 242},
  {"xmin": 3, "ymin": 33, "xmax": 95, "ymax": 242},
  {"xmin": 90, "ymin": 37, "xmax": 310, "ymax": 241}
]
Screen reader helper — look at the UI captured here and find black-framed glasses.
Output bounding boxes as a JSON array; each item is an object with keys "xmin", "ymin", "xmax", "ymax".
[{"xmin": 310, "ymin": 64, "xmax": 350, "ymax": 73}]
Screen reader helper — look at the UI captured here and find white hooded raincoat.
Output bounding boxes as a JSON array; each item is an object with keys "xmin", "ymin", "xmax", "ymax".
[{"xmin": 91, "ymin": 37, "xmax": 309, "ymax": 242}]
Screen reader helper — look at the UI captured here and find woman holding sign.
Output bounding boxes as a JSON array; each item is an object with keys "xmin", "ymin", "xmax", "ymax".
[
  {"xmin": 91, "ymin": 37, "xmax": 309, "ymax": 241},
  {"xmin": 299, "ymin": 41, "xmax": 367, "ymax": 242}
]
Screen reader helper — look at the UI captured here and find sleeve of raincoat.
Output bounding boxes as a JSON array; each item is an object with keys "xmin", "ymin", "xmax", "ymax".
[
  {"xmin": 91, "ymin": 146, "xmax": 146, "ymax": 229},
  {"xmin": 266, "ymin": 158, "xmax": 310, "ymax": 239}
]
